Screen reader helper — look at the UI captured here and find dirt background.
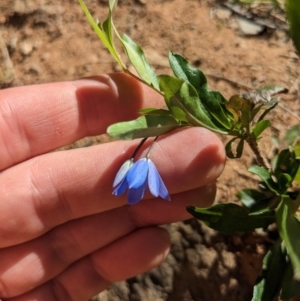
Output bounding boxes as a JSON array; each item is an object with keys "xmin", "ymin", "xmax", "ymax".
[{"xmin": 0, "ymin": 0, "xmax": 300, "ymax": 300}]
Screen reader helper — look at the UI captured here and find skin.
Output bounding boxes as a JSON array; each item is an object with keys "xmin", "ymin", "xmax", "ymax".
[{"xmin": 0, "ymin": 73, "xmax": 226, "ymax": 301}]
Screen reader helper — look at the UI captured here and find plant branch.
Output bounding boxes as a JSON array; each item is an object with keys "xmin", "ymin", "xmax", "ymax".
[
  {"xmin": 246, "ymin": 134, "xmax": 269, "ymax": 169},
  {"xmin": 124, "ymin": 69, "xmax": 164, "ymax": 96}
]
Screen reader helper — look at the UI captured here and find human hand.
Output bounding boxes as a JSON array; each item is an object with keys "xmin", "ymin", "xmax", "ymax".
[{"xmin": 0, "ymin": 73, "xmax": 225, "ymax": 301}]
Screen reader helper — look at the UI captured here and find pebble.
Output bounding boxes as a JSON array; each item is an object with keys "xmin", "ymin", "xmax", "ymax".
[
  {"xmin": 20, "ymin": 40, "xmax": 33, "ymax": 55},
  {"xmin": 215, "ymin": 8, "xmax": 232, "ymax": 20},
  {"xmin": 237, "ymin": 17, "xmax": 265, "ymax": 36}
]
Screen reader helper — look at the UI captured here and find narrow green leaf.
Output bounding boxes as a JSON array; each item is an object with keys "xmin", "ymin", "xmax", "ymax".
[
  {"xmin": 225, "ymin": 137, "xmax": 238, "ymax": 159},
  {"xmin": 107, "ymin": 114, "xmax": 182, "ymax": 140},
  {"xmin": 294, "ymin": 167, "xmax": 300, "ymax": 185},
  {"xmin": 272, "ymin": 149, "xmax": 300, "ymax": 190},
  {"xmin": 78, "ymin": 0, "xmax": 124, "ymax": 67},
  {"xmin": 280, "ymin": 258, "xmax": 300, "ymax": 300},
  {"xmin": 208, "ymin": 91, "xmax": 233, "ymax": 129},
  {"xmin": 101, "ymin": 0, "xmax": 118, "ymax": 47},
  {"xmin": 248, "ymin": 165, "xmax": 279, "ymax": 194},
  {"xmin": 225, "ymin": 137, "xmax": 244, "ymax": 159},
  {"xmin": 187, "ymin": 203, "xmax": 275, "ymax": 235},
  {"xmin": 252, "ymin": 120, "xmax": 271, "ymax": 139},
  {"xmin": 139, "ymin": 108, "xmax": 170, "ymax": 115},
  {"xmin": 121, "ymin": 34, "xmax": 159, "ymax": 91},
  {"xmin": 251, "ymin": 239, "xmax": 286, "ymax": 301},
  {"xmin": 257, "ymin": 101, "xmax": 278, "ymax": 123},
  {"xmin": 285, "ymin": 0, "xmax": 300, "ymax": 53},
  {"xmin": 251, "ymin": 104, "xmax": 264, "ymax": 120},
  {"xmin": 294, "ymin": 140, "xmax": 300, "ymax": 159},
  {"xmin": 285, "ymin": 124, "xmax": 300, "ymax": 146},
  {"xmin": 237, "ymin": 188, "xmax": 274, "ymax": 212},
  {"xmin": 276, "ymin": 196, "xmax": 300, "ymax": 280}
]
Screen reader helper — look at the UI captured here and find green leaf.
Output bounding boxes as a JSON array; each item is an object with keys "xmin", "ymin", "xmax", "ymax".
[
  {"xmin": 251, "ymin": 239, "xmax": 286, "ymax": 301},
  {"xmin": 237, "ymin": 188, "xmax": 274, "ymax": 212},
  {"xmin": 168, "ymin": 52, "xmax": 207, "ymax": 89},
  {"xmin": 294, "ymin": 140, "xmax": 300, "ymax": 159},
  {"xmin": 120, "ymin": 34, "xmax": 160, "ymax": 91},
  {"xmin": 78, "ymin": 0, "xmax": 124, "ymax": 68},
  {"xmin": 207, "ymin": 91, "xmax": 233, "ymax": 130},
  {"xmin": 187, "ymin": 203, "xmax": 275, "ymax": 235},
  {"xmin": 276, "ymin": 195, "xmax": 300, "ymax": 280},
  {"xmin": 107, "ymin": 114, "xmax": 182, "ymax": 140},
  {"xmin": 252, "ymin": 120, "xmax": 271, "ymax": 139},
  {"xmin": 295, "ymin": 167, "xmax": 300, "ymax": 185},
  {"xmin": 225, "ymin": 137, "xmax": 244, "ymax": 159},
  {"xmin": 257, "ymin": 102, "xmax": 278, "ymax": 123},
  {"xmin": 284, "ymin": 124, "xmax": 300, "ymax": 146},
  {"xmin": 168, "ymin": 52, "xmax": 232, "ymax": 130},
  {"xmin": 174, "ymin": 81, "xmax": 216, "ymax": 128},
  {"xmin": 101, "ymin": 0, "xmax": 117, "ymax": 49},
  {"xmin": 280, "ymin": 258, "xmax": 300, "ymax": 300},
  {"xmin": 251, "ymin": 104, "xmax": 264, "ymax": 120},
  {"xmin": 158, "ymin": 75, "xmax": 183, "ymax": 107},
  {"xmin": 248, "ymin": 165, "xmax": 279, "ymax": 194},
  {"xmin": 227, "ymin": 94, "xmax": 254, "ymax": 125},
  {"xmin": 272, "ymin": 149, "xmax": 300, "ymax": 191},
  {"xmin": 286, "ymin": 0, "xmax": 300, "ymax": 53},
  {"xmin": 158, "ymin": 75, "xmax": 228, "ymax": 134},
  {"xmin": 139, "ymin": 108, "xmax": 171, "ymax": 115},
  {"xmin": 294, "ymin": 142, "xmax": 300, "ymax": 183}
]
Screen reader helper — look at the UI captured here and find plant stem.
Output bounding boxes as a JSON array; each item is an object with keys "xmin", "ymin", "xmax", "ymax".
[
  {"xmin": 246, "ymin": 134, "xmax": 269, "ymax": 169},
  {"xmin": 131, "ymin": 138, "xmax": 148, "ymax": 159},
  {"xmin": 146, "ymin": 136, "xmax": 159, "ymax": 158},
  {"xmin": 124, "ymin": 69, "xmax": 164, "ymax": 96}
]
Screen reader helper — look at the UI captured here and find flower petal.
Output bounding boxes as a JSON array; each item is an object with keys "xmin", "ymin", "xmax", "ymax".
[
  {"xmin": 148, "ymin": 159, "xmax": 171, "ymax": 201},
  {"xmin": 113, "ymin": 159, "xmax": 134, "ymax": 188},
  {"xmin": 112, "ymin": 177, "xmax": 128, "ymax": 196},
  {"xmin": 127, "ymin": 185, "xmax": 147, "ymax": 204},
  {"xmin": 126, "ymin": 158, "xmax": 149, "ymax": 189}
]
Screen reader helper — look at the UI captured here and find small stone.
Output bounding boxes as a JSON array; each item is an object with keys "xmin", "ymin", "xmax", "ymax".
[
  {"xmin": 215, "ymin": 8, "xmax": 232, "ymax": 20},
  {"xmin": 14, "ymin": 0, "xmax": 37, "ymax": 14},
  {"xmin": 237, "ymin": 17, "xmax": 265, "ymax": 36},
  {"xmin": 20, "ymin": 40, "xmax": 33, "ymax": 55}
]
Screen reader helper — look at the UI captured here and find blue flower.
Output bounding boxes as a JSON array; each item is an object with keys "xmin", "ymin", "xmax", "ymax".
[{"xmin": 113, "ymin": 158, "xmax": 171, "ymax": 204}]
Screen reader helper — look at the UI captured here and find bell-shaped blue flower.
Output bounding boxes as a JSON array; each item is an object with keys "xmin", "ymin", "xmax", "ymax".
[
  {"xmin": 112, "ymin": 159, "xmax": 134, "ymax": 196},
  {"xmin": 113, "ymin": 158, "xmax": 170, "ymax": 204}
]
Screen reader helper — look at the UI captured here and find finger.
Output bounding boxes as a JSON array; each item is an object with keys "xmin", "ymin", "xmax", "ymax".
[
  {"xmin": 0, "ymin": 73, "xmax": 163, "ymax": 170},
  {"xmin": 0, "ymin": 127, "xmax": 225, "ymax": 247},
  {"xmin": 2, "ymin": 227, "xmax": 170, "ymax": 301},
  {"xmin": 0, "ymin": 185, "xmax": 210, "ymax": 298}
]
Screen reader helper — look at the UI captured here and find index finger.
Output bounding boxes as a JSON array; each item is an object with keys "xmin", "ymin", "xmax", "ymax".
[{"xmin": 0, "ymin": 73, "xmax": 163, "ymax": 170}]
